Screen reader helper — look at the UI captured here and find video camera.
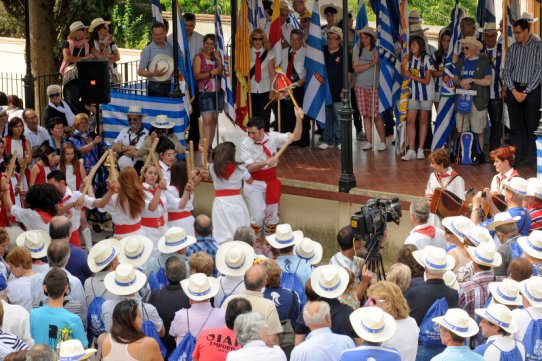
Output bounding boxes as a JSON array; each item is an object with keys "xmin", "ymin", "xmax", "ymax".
[{"xmin": 351, "ymin": 197, "xmax": 402, "ymax": 250}]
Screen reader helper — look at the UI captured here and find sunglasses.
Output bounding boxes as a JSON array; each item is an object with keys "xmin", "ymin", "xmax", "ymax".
[
  {"xmin": 252, "ymin": 37, "xmax": 264, "ymax": 41},
  {"xmin": 49, "ymin": 93, "xmax": 61, "ymax": 98},
  {"xmin": 461, "ymin": 46, "xmax": 472, "ymax": 51},
  {"xmin": 370, "ymin": 297, "xmax": 387, "ymax": 305},
  {"xmin": 445, "ymin": 228, "xmax": 453, "ymax": 235},
  {"xmin": 327, "ymin": 36, "xmax": 340, "ymax": 41}
]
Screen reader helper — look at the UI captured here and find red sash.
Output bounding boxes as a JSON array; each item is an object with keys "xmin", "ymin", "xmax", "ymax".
[
  {"xmin": 141, "ymin": 216, "xmax": 165, "ymax": 228},
  {"xmin": 168, "ymin": 211, "xmax": 192, "ymax": 221},
  {"xmin": 251, "ymin": 167, "xmax": 281, "ymax": 204},
  {"xmin": 215, "ymin": 189, "xmax": 241, "ymax": 197},
  {"xmin": 114, "ymin": 222, "xmax": 142, "ymax": 235},
  {"xmin": 76, "ymin": 164, "xmax": 81, "ymax": 190}
]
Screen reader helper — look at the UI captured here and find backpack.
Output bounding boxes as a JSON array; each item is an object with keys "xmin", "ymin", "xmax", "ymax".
[
  {"xmin": 522, "ymin": 310, "xmax": 542, "ymax": 361},
  {"xmin": 149, "ymin": 267, "xmax": 167, "ymax": 291},
  {"xmin": 476, "ymin": 340, "xmax": 523, "ymax": 361},
  {"xmin": 451, "ymin": 131, "xmax": 484, "ymax": 165},
  {"xmin": 218, "ymin": 279, "xmax": 243, "ymax": 308},
  {"xmin": 169, "ymin": 309, "xmax": 214, "ymax": 361},
  {"xmin": 87, "ymin": 279, "xmax": 107, "ymax": 338},
  {"xmin": 419, "ymin": 297, "xmax": 448, "ymax": 346},
  {"xmin": 141, "ymin": 304, "xmax": 167, "ymax": 358},
  {"xmin": 280, "ymin": 259, "xmax": 307, "ymax": 306},
  {"xmin": 509, "ymin": 241, "xmax": 524, "ymax": 260}
]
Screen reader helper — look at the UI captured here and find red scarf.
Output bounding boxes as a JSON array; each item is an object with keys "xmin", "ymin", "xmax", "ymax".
[
  {"xmin": 35, "ymin": 209, "xmax": 53, "ymax": 224},
  {"xmin": 414, "ymin": 225, "xmax": 436, "ymax": 238},
  {"xmin": 223, "ymin": 162, "xmax": 236, "ymax": 180}
]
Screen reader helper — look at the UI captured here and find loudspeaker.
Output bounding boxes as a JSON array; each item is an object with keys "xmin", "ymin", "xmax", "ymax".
[{"xmin": 78, "ymin": 59, "xmax": 110, "ymax": 104}]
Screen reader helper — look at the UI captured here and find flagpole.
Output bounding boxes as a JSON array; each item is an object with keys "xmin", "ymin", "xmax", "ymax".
[{"xmin": 170, "ymin": 0, "xmax": 182, "ymax": 97}]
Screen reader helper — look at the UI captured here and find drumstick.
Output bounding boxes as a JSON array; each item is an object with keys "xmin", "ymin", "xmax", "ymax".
[
  {"xmin": 5, "ymin": 151, "xmax": 18, "ymax": 181},
  {"xmin": 285, "ymin": 87, "xmax": 300, "ymax": 109},
  {"xmin": 81, "ymin": 150, "xmax": 110, "ymax": 195},
  {"xmin": 185, "ymin": 150, "xmax": 192, "ymax": 184},
  {"xmin": 108, "ymin": 149, "xmax": 119, "ymax": 181},
  {"xmin": 201, "ymin": 138, "xmax": 208, "ymax": 169},
  {"xmin": 189, "ymin": 141, "xmax": 195, "ymax": 169},
  {"xmin": 16, "ymin": 150, "xmax": 31, "ymax": 190}
]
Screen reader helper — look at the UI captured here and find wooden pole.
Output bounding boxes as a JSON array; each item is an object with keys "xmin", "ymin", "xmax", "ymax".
[
  {"xmin": 5, "ymin": 151, "xmax": 18, "ymax": 181},
  {"xmin": 278, "ymin": 97, "xmax": 281, "ymax": 132},
  {"xmin": 81, "ymin": 150, "xmax": 110, "ymax": 195},
  {"xmin": 108, "ymin": 149, "xmax": 118, "ymax": 181},
  {"xmin": 140, "ymin": 137, "xmax": 160, "ymax": 181}
]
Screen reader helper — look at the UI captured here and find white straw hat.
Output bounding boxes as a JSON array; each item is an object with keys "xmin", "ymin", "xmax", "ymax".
[
  {"xmin": 69, "ymin": 21, "xmax": 88, "ymax": 33},
  {"xmin": 157, "ymin": 227, "xmax": 196, "ymax": 254},
  {"xmin": 350, "ymin": 307, "xmax": 396, "ymax": 343},
  {"xmin": 478, "ymin": 22, "xmax": 499, "ymax": 34},
  {"xmin": 487, "ymin": 211, "xmax": 521, "ymax": 231},
  {"xmin": 517, "ymin": 230, "xmax": 542, "ymax": 260},
  {"xmin": 412, "ymin": 245, "xmax": 455, "ymax": 271},
  {"xmin": 527, "ymin": 178, "xmax": 542, "ymax": 199},
  {"xmin": 443, "ymin": 270, "xmax": 459, "ymax": 290},
  {"xmin": 88, "ymin": 18, "xmax": 111, "ymax": 33},
  {"xmin": 466, "ymin": 226, "xmax": 493, "ymax": 246},
  {"xmin": 475, "ymin": 303, "xmax": 518, "ymax": 334},
  {"xmin": 310, "ymin": 264, "xmax": 349, "ymax": 299},
  {"xmin": 319, "ymin": 2, "xmax": 343, "ymax": 22},
  {"xmin": 215, "ymin": 241, "xmax": 255, "ymax": 277},
  {"xmin": 58, "ymin": 339, "xmax": 97, "ymax": 361},
  {"xmin": 408, "ymin": 10, "xmax": 423, "ymax": 23},
  {"xmin": 149, "ymin": 54, "xmax": 174, "ymax": 82},
  {"xmin": 459, "ymin": 36, "xmax": 484, "ymax": 51},
  {"xmin": 442, "ymin": 216, "xmax": 475, "ymax": 242},
  {"xmin": 503, "ymin": 177, "xmax": 528, "ymax": 197},
  {"xmin": 466, "ymin": 241, "xmax": 502, "ymax": 267},
  {"xmin": 518, "ymin": 276, "xmax": 542, "ymax": 307},
  {"xmin": 151, "ymin": 114, "xmax": 176, "ymax": 129},
  {"xmin": 432, "ymin": 308, "xmax": 479, "ymax": 338},
  {"xmin": 488, "ymin": 278, "xmax": 522, "ymax": 306},
  {"xmin": 15, "ymin": 230, "xmax": 51, "ymax": 259},
  {"xmin": 119, "ymin": 235, "xmax": 154, "ymax": 267},
  {"xmin": 180, "ymin": 273, "xmax": 220, "ymax": 301},
  {"xmin": 87, "ymin": 238, "xmax": 120, "ymax": 273},
  {"xmin": 294, "ymin": 237, "xmax": 323, "ymax": 265},
  {"xmin": 266, "ymin": 224, "xmax": 303, "ymax": 249},
  {"xmin": 410, "ymin": 23, "xmax": 429, "ymax": 34},
  {"xmin": 521, "ymin": 12, "xmax": 538, "ymax": 23},
  {"xmin": 104, "ymin": 263, "xmax": 147, "ymax": 296},
  {"xmin": 127, "ymin": 105, "xmax": 144, "ymax": 116}
]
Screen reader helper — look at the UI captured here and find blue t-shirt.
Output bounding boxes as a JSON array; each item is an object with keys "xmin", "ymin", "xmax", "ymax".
[
  {"xmin": 458, "ymin": 58, "xmax": 491, "ymax": 80},
  {"xmin": 30, "ymin": 305, "xmax": 88, "ymax": 350},
  {"xmin": 263, "ymin": 287, "xmax": 300, "ymax": 326},
  {"xmin": 340, "ymin": 345, "xmax": 401, "ymax": 361}
]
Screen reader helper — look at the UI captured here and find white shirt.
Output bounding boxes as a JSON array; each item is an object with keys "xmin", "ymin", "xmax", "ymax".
[
  {"xmin": 24, "ymin": 126, "xmax": 49, "ymax": 151},
  {"xmin": 209, "ymin": 164, "xmax": 251, "ymax": 190},
  {"xmin": 165, "ymin": 186, "xmax": 193, "ymax": 212},
  {"xmin": 113, "ymin": 126, "xmax": 149, "ymax": 165},
  {"xmin": 159, "ymin": 160, "xmax": 172, "ymax": 186},
  {"xmin": 65, "ymin": 164, "xmax": 77, "ymax": 191},
  {"xmin": 7, "ymin": 275, "xmax": 33, "ymax": 312},
  {"xmin": 250, "ymin": 47, "xmax": 275, "ymax": 93},
  {"xmin": 142, "ymin": 183, "xmax": 167, "ymax": 219},
  {"xmin": 425, "ymin": 168, "xmax": 465, "ymax": 200},
  {"xmin": 187, "ymin": 32, "xmax": 204, "ymax": 62},
  {"xmin": 62, "ymin": 187, "xmax": 95, "ymax": 232},
  {"xmin": 11, "ymin": 206, "xmax": 49, "ymax": 231},
  {"xmin": 9, "ymin": 139, "xmax": 24, "ymax": 162},
  {"xmin": 239, "ymin": 132, "xmax": 289, "ymax": 167},
  {"xmin": 1, "ymin": 300, "xmax": 34, "ymax": 347},
  {"xmin": 214, "ymin": 275, "xmax": 245, "ymax": 308},
  {"xmin": 226, "ymin": 340, "xmax": 286, "ymax": 361},
  {"xmin": 281, "ymin": 46, "xmax": 306, "ymax": 82},
  {"xmin": 384, "ymin": 317, "xmax": 419, "ymax": 361},
  {"xmin": 490, "ymin": 168, "xmax": 517, "ymax": 195},
  {"xmin": 104, "ymin": 193, "xmax": 148, "ymax": 226},
  {"xmin": 404, "ymin": 223, "xmax": 448, "ymax": 250},
  {"xmin": 512, "ymin": 306, "xmax": 542, "ymax": 345}
]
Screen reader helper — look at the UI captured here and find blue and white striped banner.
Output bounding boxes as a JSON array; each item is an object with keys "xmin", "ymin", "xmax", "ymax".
[
  {"xmin": 477, "ymin": 0, "xmax": 496, "ymax": 27},
  {"xmin": 248, "ymin": 0, "xmax": 267, "ymax": 32},
  {"xmin": 537, "ymin": 136, "xmax": 542, "ymax": 180},
  {"xmin": 354, "ymin": 0, "xmax": 369, "ymax": 49},
  {"xmin": 288, "ymin": 13, "xmax": 301, "ymax": 29},
  {"xmin": 303, "ymin": 0, "xmax": 332, "ymax": 126},
  {"xmin": 215, "ymin": 1, "xmax": 235, "ymax": 120},
  {"xmin": 102, "ymin": 89, "xmax": 188, "ymax": 146},
  {"xmin": 151, "ymin": 0, "xmax": 163, "ymax": 23}
]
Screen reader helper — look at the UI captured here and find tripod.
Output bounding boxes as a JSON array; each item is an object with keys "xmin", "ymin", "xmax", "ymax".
[{"xmin": 364, "ymin": 236, "xmax": 386, "ymax": 281}]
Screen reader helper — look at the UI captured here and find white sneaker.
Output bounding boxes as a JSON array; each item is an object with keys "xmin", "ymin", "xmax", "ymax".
[
  {"xmin": 318, "ymin": 143, "xmax": 330, "ymax": 150},
  {"xmin": 376, "ymin": 142, "xmax": 387, "ymax": 151},
  {"xmin": 362, "ymin": 142, "xmax": 373, "ymax": 150},
  {"xmin": 417, "ymin": 148, "xmax": 425, "ymax": 159},
  {"xmin": 401, "ymin": 150, "xmax": 416, "ymax": 161},
  {"xmin": 337, "ymin": 144, "xmax": 342, "ymax": 150},
  {"xmin": 356, "ymin": 132, "xmax": 366, "ymax": 141}
]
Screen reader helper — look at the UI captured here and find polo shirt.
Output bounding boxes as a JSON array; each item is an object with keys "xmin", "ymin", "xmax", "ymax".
[
  {"xmin": 340, "ymin": 345, "xmax": 401, "ymax": 361},
  {"xmin": 0, "ymin": 330, "xmax": 29, "ymax": 360},
  {"xmin": 139, "ymin": 41, "xmax": 174, "ymax": 74},
  {"xmin": 404, "ymin": 278, "xmax": 459, "ymax": 325},
  {"xmin": 482, "ymin": 206, "xmax": 531, "ymax": 236},
  {"xmin": 66, "ymin": 244, "xmax": 92, "ymax": 285},
  {"xmin": 290, "ymin": 327, "xmax": 355, "ymax": 361},
  {"xmin": 431, "ymin": 346, "xmax": 485, "ymax": 361},
  {"xmin": 294, "ymin": 298, "xmax": 357, "ymax": 340},
  {"xmin": 323, "ymin": 46, "xmax": 352, "ymax": 102}
]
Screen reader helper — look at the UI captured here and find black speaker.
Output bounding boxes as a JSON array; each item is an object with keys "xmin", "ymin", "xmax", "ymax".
[{"xmin": 78, "ymin": 59, "xmax": 110, "ymax": 104}]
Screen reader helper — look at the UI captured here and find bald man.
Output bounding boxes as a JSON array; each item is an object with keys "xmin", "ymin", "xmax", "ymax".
[{"xmin": 187, "ymin": 214, "xmax": 219, "ymax": 267}]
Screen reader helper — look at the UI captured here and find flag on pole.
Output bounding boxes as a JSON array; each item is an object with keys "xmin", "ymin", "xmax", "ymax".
[
  {"xmin": 215, "ymin": 0, "xmax": 235, "ymax": 120},
  {"xmin": 431, "ymin": 0, "xmax": 461, "ymax": 150},
  {"xmin": 303, "ymin": 0, "xmax": 332, "ymax": 126},
  {"xmin": 269, "ymin": 0, "xmax": 283, "ymax": 66},
  {"xmin": 248, "ymin": 0, "xmax": 267, "ymax": 32},
  {"xmin": 500, "ymin": 0, "xmax": 515, "ymax": 57},
  {"xmin": 288, "ymin": 13, "xmax": 301, "ymax": 29},
  {"xmin": 537, "ymin": 136, "xmax": 542, "ymax": 180},
  {"xmin": 235, "ymin": 0, "xmax": 251, "ymax": 128},
  {"xmin": 396, "ymin": 0, "xmax": 409, "ymax": 152},
  {"xmin": 477, "ymin": 0, "xmax": 496, "ymax": 28},
  {"xmin": 354, "ymin": 0, "xmax": 369, "ymax": 49},
  {"xmin": 176, "ymin": 4, "xmax": 195, "ymax": 97},
  {"xmin": 151, "ymin": 0, "xmax": 163, "ymax": 23}
]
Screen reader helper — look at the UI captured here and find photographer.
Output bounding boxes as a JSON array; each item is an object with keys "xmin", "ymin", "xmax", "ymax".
[
  {"xmin": 329, "ymin": 225, "xmax": 373, "ymax": 303},
  {"xmin": 137, "ymin": 114, "xmax": 184, "ymax": 159}
]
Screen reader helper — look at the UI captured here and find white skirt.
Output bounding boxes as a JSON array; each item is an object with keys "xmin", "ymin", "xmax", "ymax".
[
  {"xmin": 142, "ymin": 225, "xmax": 169, "ymax": 256},
  {"xmin": 168, "ymin": 215, "xmax": 196, "ymax": 237},
  {"xmin": 212, "ymin": 195, "xmax": 250, "ymax": 244}
]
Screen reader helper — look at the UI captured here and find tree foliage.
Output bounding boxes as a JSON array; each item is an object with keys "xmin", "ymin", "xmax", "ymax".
[
  {"xmin": 111, "ymin": 2, "xmax": 150, "ymax": 50},
  {"xmin": 159, "ymin": 0, "xmax": 231, "ymax": 15}
]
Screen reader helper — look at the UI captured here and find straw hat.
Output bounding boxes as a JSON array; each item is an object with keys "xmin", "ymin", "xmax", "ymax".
[
  {"xmin": 87, "ymin": 238, "xmax": 120, "ymax": 273},
  {"xmin": 299, "ymin": 10, "xmax": 311, "ymax": 21},
  {"xmin": 466, "ymin": 241, "xmax": 502, "ymax": 267},
  {"xmin": 527, "ymin": 178, "xmax": 542, "ymax": 199},
  {"xmin": 151, "ymin": 114, "xmax": 176, "ymax": 129},
  {"xmin": 486, "ymin": 211, "xmax": 521, "ymax": 231},
  {"xmin": 503, "ymin": 177, "xmax": 528, "ymax": 197},
  {"xmin": 310, "ymin": 264, "xmax": 349, "ymax": 299},
  {"xmin": 465, "ymin": 226, "xmax": 493, "ymax": 246},
  {"xmin": 69, "ymin": 21, "xmax": 88, "ymax": 33},
  {"xmin": 149, "ymin": 54, "xmax": 174, "ymax": 82},
  {"xmin": 157, "ymin": 227, "xmax": 196, "ymax": 254},
  {"xmin": 412, "ymin": 245, "xmax": 455, "ymax": 271},
  {"xmin": 349, "ymin": 307, "xmax": 396, "ymax": 343},
  {"xmin": 442, "ymin": 216, "xmax": 475, "ymax": 242},
  {"xmin": 327, "ymin": 26, "xmax": 343, "ymax": 40},
  {"xmin": 180, "ymin": 273, "xmax": 220, "ymax": 301},
  {"xmin": 127, "ymin": 105, "xmax": 144, "ymax": 116},
  {"xmin": 488, "ymin": 278, "xmax": 522, "ymax": 306},
  {"xmin": 294, "ymin": 238, "xmax": 323, "ymax": 265},
  {"xmin": 58, "ymin": 339, "xmax": 97, "ymax": 361},
  {"xmin": 356, "ymin": 26, "xmax": 376, "ymax": 38},
  {"xmin": 319, "ymin": 2, "xmax": 343, "ymax": 22},
  {"xmin": 15, "ymin": 230, "xmax": 51, "ymax": 259},
  {"xmin": 517, "ymin": 230, "xmax": 542, "ymax": 260},
  {"xmin": 410, "ymin": 23, "xmax": 429, "ymax": 34},
  {"xmin": 518, "ymin": 276, "xmax": 542, "ymax": 307},
  {"xmin": 520, "ymin": 12, "xmax": 538, "ymax": 23},
  {"xmin": 266, "ymin": 224, "xmax": 303, "ymax": 249},
  {"xmin": 280, "ymin": 0, "xmax": 293, "ymax": 13},
  {"xmin": 215, "ymin": 241, "xmax": 255, "ymax": 277},
  {"xmin": 459, "ymin": 36, "xmax": 483, "ymax": 51},
  {"xmin": 443, "ymin": 270, "xmax": 459, "ymax": 290},
  {"xmin": 119, "ymin": 235, "xmax": 154, "ymax": 268},
  {"xmin": 88, "ymin": 18, "xmax": 111, "ymax": 33},
  {"xmin": 104, "ymin": 263, "xmax": 147, "ymax": 296},
  {"xmin": 479, "ymin": 22, "xmax": 499, "ymax": 34},
  {"xmin": 475, "ymin": 303, "xmax": 518, "ymax": 334},
  {"xmin": 432, "ymin": 308, "xmax": 479, "ymax": 338},
  {"xmin": 408, "ymin": 10, "xmax": 423, "ymax": 24}
]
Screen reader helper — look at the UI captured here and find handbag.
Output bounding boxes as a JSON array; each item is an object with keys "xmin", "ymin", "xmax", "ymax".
[{"xmin": 62, "ymin": 46, "xmax": 84, "ymax": 85}]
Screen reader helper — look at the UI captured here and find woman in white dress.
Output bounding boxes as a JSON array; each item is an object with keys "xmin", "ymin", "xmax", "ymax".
[{"xmin": 140, "ymin": 164, "xmax": 168, "ymax": 253}]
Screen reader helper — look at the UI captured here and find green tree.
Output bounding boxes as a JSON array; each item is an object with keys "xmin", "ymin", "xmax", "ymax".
[
  {"xmin": 112, "ymin": 2, "xmax": 150, "ymax": 49},
  {"xmin": 160, "ymin": 0, "xmax": 231, "ymax": 15}
]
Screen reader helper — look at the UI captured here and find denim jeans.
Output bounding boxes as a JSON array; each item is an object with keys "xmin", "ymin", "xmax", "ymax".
[
  {"xmin": 415, "ymin": 344, "xmax": 445, "ymax": 361},
  {"xmin": 487, "ymin": 98, "xmax": 503, "ymax": 151},
  {"xmin": 322, "ymin": 102, "xmax": 342, "ymax": 146}
]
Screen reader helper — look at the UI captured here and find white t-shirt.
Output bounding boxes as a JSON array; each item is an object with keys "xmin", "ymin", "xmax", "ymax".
[
  {"xmin": 11, "ymin": 206, "xmax": 49, "ymax": 231},
  {"xmin": 384, "ymin": 316, "xmax": 419, "ymax": 361},
  {"xmin": 512, "ymin": 306, "xmax": 542, "ymax": 345},
  {"xmin": 239, "ymin": 132, "xmax": 289, "ymax": 167}
]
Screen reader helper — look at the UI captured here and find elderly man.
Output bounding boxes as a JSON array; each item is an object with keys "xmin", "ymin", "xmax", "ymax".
[
  {"xmin": 187, "ymin": 214, "xmax": 219, "ymax": 257},
  {"xmin": 22, "ymin": 108, "xmax": 49, "ymax": 162},
  {"xmin": 290, "ymin": 301, "xmax": 355, "ymax": 361},
  {"xmin": 111, "ymin": 105, "xmax": 149, "ymax": 171},
  {"xmin": 432, "ymin": 309, "xmax": 483, "ymax": 361},
  {"xmin": 138, "ymin": 22, "xmax": 174, "ymax": 97},
  {"xmin": 404, "ymin": 199, "xmax": 447, "ymax": 250},
  {"xmin": 221, "ymin": 264, "xmax": 283, "ymax": 345},
  {"xmin": 502, "ymin": 19, "xmax": 542, "ymax": 167},
  {"xmin": 214, "ymin": 241, "xmax": 254, "ymax": 308},
  {"xmin": 460, "ymin": 17, "xmax": 476, "ymax": 38}
]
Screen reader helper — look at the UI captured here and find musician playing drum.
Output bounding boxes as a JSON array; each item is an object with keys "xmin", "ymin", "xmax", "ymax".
[{"xmin": 425, "ymin": 149, "xmax": 465, "ymax": 227}]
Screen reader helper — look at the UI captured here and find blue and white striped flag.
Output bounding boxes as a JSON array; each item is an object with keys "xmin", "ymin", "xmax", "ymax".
[
  {"xmin": 176, "ymin": 6, "xmax": 195, "ymax": 98},
  {"xmin": 477, "ymin": 0, "xmax": 496, "ymax": 27},
  {"xmin": 151, "ymin": 0, "xmax": 163, "ymax": 23},
  {"xmin": 354, "ymin": 0, "xmax": 369, "ymax": 49},
  {"xmin": 102, "ymin": 89, "xmax": 189, "ymax": 146},
  {"xmin": 377, "ymin": 0, "xmax": 401, "ymax": 113},
  {"xmin": 215, "ymin": 1, "xmax": 235, "ymax": 120},
  {"xmin": 537, "ymin": 136, "xmax": 542, "ymax": 180},
  {"xmin": 248, "ymin": 0, "xmax": 267, "ymax": 32},
  {"xmin": 288, "ymin": 13, "xmax": 301, "ymax": 29},
  {"xmin": 303, "ymin": 0, "xmax": 332, "ymax": 126},
  {"xmin": 431, "ymin": 0, "xmax": 461, "ymax": 150}
]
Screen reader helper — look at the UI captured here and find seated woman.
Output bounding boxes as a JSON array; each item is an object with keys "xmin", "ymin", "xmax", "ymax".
[{"xmin": 43, "ymin": 84, "xmax": 77, "ymax": 130}]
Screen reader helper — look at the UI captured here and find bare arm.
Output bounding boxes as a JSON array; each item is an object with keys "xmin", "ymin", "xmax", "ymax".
[
  {"xmin": 91, "ymin": 188, "xmax": 115, "ymax": 209},
  {"xmin": 288, "ymin": 107, "xmax": 304, "ymax": 142}
]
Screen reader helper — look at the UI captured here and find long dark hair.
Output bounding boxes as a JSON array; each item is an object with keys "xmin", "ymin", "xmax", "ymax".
[
  {"xmin": 409, "ymin": 36, "xmax": 427, "ymax": 61},
  {"xmin": 170, "ymin": 160, "xmax": 188, "ymax": 197},
  {"xmin": 38, "ymin": 143, "xmax": 55, "ymax": 167},
  {"xmin": 7, "ymin": 117, "xmax": 25, "ymax": 139},
  {"xmin": 211, "ymin": 142, "xmax": 236, "ymax": 179},
  {"xmin": 434, "ymin": 30, "xmax": 452, "ymax": 68},
  {"xmin": 111, "ymin": 300, "xmax": 145, "ymax": 344}
]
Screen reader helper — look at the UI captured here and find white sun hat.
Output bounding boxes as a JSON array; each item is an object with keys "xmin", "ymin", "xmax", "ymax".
[
  {"xmin": 475, "ymin": 303, "xmax": 518, "ymax": 334},
  {"xmin": 527, "ymin": 178, "xmax": 542, "ymax": 199},
  {"xmin": 151, "ymin": 114, "xmax": 176, "ymax": 129},
  {"xmin": 87, "ymin": 238, "xmax": 120, "ymax": 273},
  {"xmin": 119, "ymin": 235, "xmax": 154, "ymax": 268},
  {"xmin": 15, "ymin": 230, "xmax": 51, "ymax": 259},
  {"xmin": 149, "ymin": 54, "xmax": 174, "ymax": 82},
  {"xmin": 265, "ymin": 224, "xmax": 303, "ymax": 249},
  {"xmin": 180, "ymin": 273, "xmax": 220, "ymax": 301},
  {"xmin": 517, "ymin": 230, "xmax": 542, "ymax": 260},
  {"xmin": 488, "ymin": 278, "xmax": 522, "ymax": 306},
  {"xmin": 432, "ymin": 308, "xmax": 479, "ymax": 338},
  {"xmin": 157, "ymin": 227, "xmax": 196, "ymax": 254},
  {"xmin": 487, "ymin": 211, "xmax": 521, "ymax": 231},
  {"xmin": 104, "ymin": 263, "xmax": 147, "ymax": 296},
  {"xmin": 443, "ymin": 270, "xmax": 459, "ymax": 291},
  {"xmin": 58, "ymin": 339, "xmax": 97, "ymax": 361},
  {"xmin": 518, "ymin": 276, "xmax": 542, "ymax": 307},
  {"xmin": 349, "ymin": 307, "xmax": 396, "ymax": 343},
  {"xmin": 412, "ymin": 245, "xmax": 455, "ymax": 271},
  {"xmin": 503, "ymin": 177, "xmax": 528, "ymax": 197},
  {"xmin": 521, "ymin": 12, "xmax": 538, "ymax": 23},
  {"xmin": 127, "ymin": 105, "xmax": 144, "ymax": 116},
  {"xmin": 294, "ymin": 237, "xmax": 323, "ymax": 265},
  {"xmin": 442, "ymin": 216, "xmax": 475, "ymax": 242},
  {"xmin": 466, "ymin": 241, "xmax": 502, "ymax": 267},
  {"xmin": 310, "ymin": 264, "xmax": 349, "ymax": 299},
  {"xmin": 215, "ymin": 241, "xmax": 255, "ymax": 277},
  {"xmin": 466, "ymin": 226, "xmax": 493, "ymax": 246}
]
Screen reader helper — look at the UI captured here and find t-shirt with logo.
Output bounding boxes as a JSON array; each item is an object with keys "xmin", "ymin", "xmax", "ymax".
[
  {"xmin": 458, "ymin": 57, "xmax": 491, "ymax": 82},
  {"xmin": 192, "ymin": 327, "xmax": 240, "ymax": 361},
  {"xmin": 408, "ymin": 55, "xmax": 435, "ymax": 101}
]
